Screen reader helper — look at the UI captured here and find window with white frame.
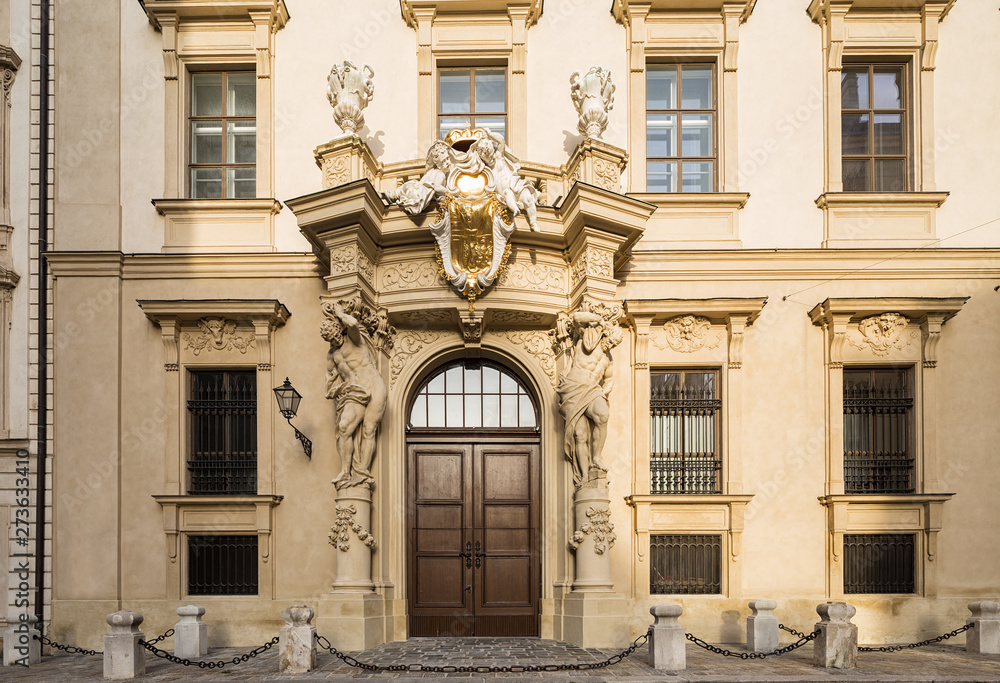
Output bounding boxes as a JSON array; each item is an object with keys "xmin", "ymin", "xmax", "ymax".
[
  {"xmin": 438, "ymin": 67, "xmax": 506, "ymax": 141},
  {"xmin": 189, "ymin": 72, "xmax": 257, "ymax": 199},
  {"xmin": 646, "ymin": 65, "xmax": 716, "ymax": 192}
]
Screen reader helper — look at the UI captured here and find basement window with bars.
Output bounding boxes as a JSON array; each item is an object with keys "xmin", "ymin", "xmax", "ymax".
[
  {"xmin": 650, "ymin": 534, "xmax": 722, "ymax": 595},
  {"xmin": 188, "ymin": 370, "xmax": 257, "ymax": 495},
  {"xmin": 650, "ymin": 370, "xmax": 722, "ymax": 494},
  {"xmin": 187, "ymin": 535, "xmax": 259, "ymax": 596},
  {"xmin": 844, "ymin": 533, "xmax": 915, "ymax": 594},
  {"xmin": 843, "ymin": 367, "xmax": 914, "ymax": 493}
]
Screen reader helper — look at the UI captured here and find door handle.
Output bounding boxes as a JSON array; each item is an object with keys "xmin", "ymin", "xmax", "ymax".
[
  {"xmin": 474, "ymin": 540, "xmax": 485, "ymax": 568},
  {"xmin": 458, "ymin": 541, "xmax": 472, "ymax": 568}
]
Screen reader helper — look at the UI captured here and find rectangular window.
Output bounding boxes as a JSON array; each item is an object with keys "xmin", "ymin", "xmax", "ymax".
[
  {"xmin": 650, "ymin": 370, "xmax": 721, "ymax": 494},
  {"xmin": 650, "ymin": 534, "xmax": 722, "ymax": 594},
  {"xmin": 841, "ymin": 65, "xmax": 907, "ymax": 192},
  {"xmin": 843, "ymin": 367, "xmax": 913, "ymax": 493},
  {"xmin": 187, "ymin": 535, "xmax": 259, "ymax": 595},
  {"xmin": 189, "ymin": 72, "xmax": 256, "ymax": 199},
  {"xmin": 438, "ymin": 67, "xmax": 506, "ymax": 141},
  {"xmin": 646, "ymin": 64, "xmax": 716, "ymax": 192},
  {"xmin": 188, "ymin": 370, "xmax": 257, "ymax": 495},
  {"xmin": 844, "ymin": 533, "xmax": 915, "ymax": 594}
]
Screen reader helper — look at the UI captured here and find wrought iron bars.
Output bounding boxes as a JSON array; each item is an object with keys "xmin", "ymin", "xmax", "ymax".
[
  {"xmin": 188, "ymin": 371, "xmax": 258, "ymax": 494},
  {"xmin": 650, "ymin": 533, "xmax": 722, "ymax": 595},
  {"xmin": 843, "ymin": 369, "xmax": 914, "ymax": 493},
  {"xmin": 188, "ymin": 535, "xmax": 259, "ymax": 596},
  {"xmin": 844, "ymin": 533, "xmax": 915, "ymax": 594},
  {"xmin": 650, "ymin": 372, "xmax": 722, "ymax": 494}
]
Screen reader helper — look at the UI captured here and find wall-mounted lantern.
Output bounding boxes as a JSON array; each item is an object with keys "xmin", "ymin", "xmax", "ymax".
[{"xmin": 273, "ymin": 377, "xmax": 312, "ymax": 458}]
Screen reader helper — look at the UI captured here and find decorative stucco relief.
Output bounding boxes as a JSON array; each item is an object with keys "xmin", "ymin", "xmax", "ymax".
[
  {"xmin": 322, "ymin": 155, "xmax": 350, "ymax": 187},
  {"xmin": 490, "ymin": 310, "xmax": 546, "ymax": 325},
  {"xmin": 496, "ymin": 261, "xmax": 565, "ymax": 294},
  {"xmin": 570, "ymin": 248, "xmax": 613, "ymax": 289},
  {"xmin": 329, "ymin": 245, "xmax": 357, "ymax": 276},
  {"xmin": 847, "ymin": 313, "xmax": 912, "ymax": 356},
  {"xmin": 381, "ymin": 260, "xmax": 443, "ymax": 291},
  {"xmin": 356, "ymin": 250, "xmax": 375, "ymax": 285},
  {"xmin": 652, "ymin": 315, "xmax": 723, "ymax": 353},
  {"xmin": 389, "ymin": 329, "xmax": 458, "ymax": 389},
  {"xmin": 396, "ymin": 310, "xmax": 453, "ymax": 326},
  {"xmin": 569, "ymin": 506, "xmax": 616, "ymax": 555},
  {"xmin": 593, "ymin": 158, "xmax": 621, "ymax": 192},
  {"xmin": 489, "ymin": 329, "xmax": 557, "ymax": 387},
  {"xmin": 182, "ymin": 318, "xmax": 254, "ymax": 355},
  {"xmin": 329, "ymin": 504, "xmax": 377, "ymax": 552}
]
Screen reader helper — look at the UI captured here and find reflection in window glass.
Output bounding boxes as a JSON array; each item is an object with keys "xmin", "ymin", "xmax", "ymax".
[
  {"xmin": 646, "ymin": 64, "xmax": 716, "ymax": 192},
  {"xmin": 439, "ymin": 68, "xmax": 507, "ymax": 140},
  {"xmin": 409, "ymin": 361, "xmax": 537, "ymax": 429},
  {"xmin": 841, "ymin": 65, "xmax": 906, "ymax": 191},
  {"xmin": 189, "ymin": 72, "xmax": 255, "ymax": 199}
]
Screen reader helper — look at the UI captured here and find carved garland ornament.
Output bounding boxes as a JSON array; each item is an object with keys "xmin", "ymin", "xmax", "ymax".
[
  {"xmin": 389, "ymin": 329, "xmax": 457, "ymax": 389},
  {"xmin": 182, "ymin": 318, "xmax": 254, "ymax": 355},
  {"xmin": 847, "ymin": 312, "xmax": 911, "ymax": 356},
  {"xmin": 329, "ymin": 504, "xmax": 377, "ymax": 552},
  {"xmin": 569, "ymin": 507, "xmax": 616, "ymax": 555},
  {"xmin": 381, "ymin": 260, "xmax": 443, "ymax": 291},
  {"xmin": 496, "ymin": 261, "xmax": 566, "ymax": 294}
]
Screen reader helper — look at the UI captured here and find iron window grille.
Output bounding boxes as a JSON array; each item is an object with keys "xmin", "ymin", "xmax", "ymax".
[
  {"xmin": 438, "ymin": 67, "xmax": 507, "ymax": 142},
  {"xmin": 843, "ymin": 368, "xmax": 914, "ymax": 494},
  {"xmin": 646, "ymin": 63, "xmax": 717, "ymax": 192},
  {"xmin": 188, "ymin": 370, "xmax": 257, "ymax": 495},
  {"xmin": 650, "ymin": 371, "xmax": 722, "ymax": 494},
  {"xmin": 650, "ymin": 534, "xmax": 722, "ymax": 595},
  {"xmin": 844, "ymin": 533, "xmax": 915, "ymax": 594},
  {"xmin": 187, "ymin": 535, "xmax": 259, "ymax": 596}
]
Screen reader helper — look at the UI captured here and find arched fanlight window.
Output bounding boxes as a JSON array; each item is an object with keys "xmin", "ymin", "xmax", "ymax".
[{"xmin": 409, "ymin": 360, "xmax": 537, "ymax": 429}]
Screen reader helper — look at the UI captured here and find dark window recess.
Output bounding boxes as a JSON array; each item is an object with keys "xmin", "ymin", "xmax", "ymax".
[
  {"xmin": 843, "ymin": 368, "xmax": 913, "ymax": 493},
  {"xmin": 187, "ymin": 535, "xmax": 258, "ymax": 596},
  {"xmin": 650, "ymin": 534, "xmax": 722, "ymax": 595},
  {"xmin": 844, "ymin": 533, "xmax": 915, "ymax": 594},
  {"xmin": 650, "ymin": 371, "xmax": 722, "ymax": 494},
  {"xmin": 188, "ymin": 370, "xmax": 257, "ymax": 494}
]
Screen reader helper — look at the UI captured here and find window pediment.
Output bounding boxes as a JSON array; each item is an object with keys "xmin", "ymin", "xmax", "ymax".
[
  {"xmin": 807, "ymin": 0, "xmax": 955, "ymax": 24},
  {"xmin": 141, "ymin": 0, "xmax": 290, "ymax": 31},
  {"xmin": 613, "ymin": 1, "xmax": 756, "ymax": 23},
  {"xmin": 401, "ymin": 0, "xmax": 543, "ymax": 27}
]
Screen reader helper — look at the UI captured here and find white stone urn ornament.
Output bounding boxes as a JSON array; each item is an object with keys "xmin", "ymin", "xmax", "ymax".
[
  {"xmin": 327, "ymin": 61, "xmax": 374, "ymax": 135},
  {"xmin": 570, "ymin": 67, "xmax": 615, "ymax": 139}
]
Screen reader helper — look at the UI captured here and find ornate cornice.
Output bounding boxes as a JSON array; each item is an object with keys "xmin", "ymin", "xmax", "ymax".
[
  {"xmin": 613, "ymin": 0, "xmax": 756, "ymax": 24},
  {"xmin": 140, "ymin": 0, "xmax": 290, "ymax": 31},
  {"xmin": 400, "ymin": 0, "xmax": 543, "ymax": 28},
  {"xmin": 807, "ymin": 0, "xmax": 956, "ymax": 24}
]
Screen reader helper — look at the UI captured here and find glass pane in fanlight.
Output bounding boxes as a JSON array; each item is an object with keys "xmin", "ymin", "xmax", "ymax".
[
  {"xmin": 465, "ymin": 395, "xmax": 482, "ymax": 428},
  {"xmin": 680, "ymin": 113, "xmax": 712, "ymax": 157},
  {"xmin": 519, "ymin": 395, "xmax": 536, "ymax": 427},
  {"xmin": 841, "ymin": 113, "xmax": 870, "ymax": 155},
  {"xmin": 483, "ymin": 395, "xmax": 500, "ymax": 428},
  {"xmin": 500, "ymin": 370, "xmax": 517, "ymax": 393},
  {"xmin": 427, "ymin": 394, "xmax": 446, "ymax": 428},
  {"xmin": 227, "ymin": 121, "xmax": 256, "ymax": 163},
  {"xmin": 646, "ymin": 114, "xmax": 676, "ymax": 157},
  {"xmin": 474, "ymin": 69, "xmax": 505, "ymax": 113},
  {"xmin": 500, "ymin": 394, "xmax": 517, "ymax": 426},
  {"xmin": 646, "ymin": 66, "xmax": 677, "ymax": 109},
  {"xmin": 681, "ymin": 65, "xmax": 713, "ymax": 109},
  {"xmin": 483, "ymin": 365, "xmax": 500, "ymax": 393},
  {"xmin": 841, "ymin": 68, "xmax": 869, "ymax": 109},
  {"xmin": 446, "ymin": 395, "xmax": 463, "ymax": 427},
  {"xmin": 427, "ymin": 372, "xmax": 445, "ymax": 394},
  {"xmin": 410, "ymin": 395, "xmax": 427, "ymax": 428},
  {"xmin": 192, "ymin": 121, "xmax": 223, "ymax": 163},
  {"xmin": 446, "ymin": 364, "xmax": 464, "ymax": 393},
  {"xmin": 646, "ymin": 161, "xmax": 677, "ymax": 193},
  {"xmin": 440, "ymin": 70, "xmax": 471, "ymax": 114},
  {"xmin": 227, "ymin": 73, "xmax": 256, "ymax": 116},
  {"xmin": 464, "ymin": 366, "xmax": 481, "ymax": 393},
  {"xmin": 192, "ymin": 74, "xmax": 223, "ymax": 116}
]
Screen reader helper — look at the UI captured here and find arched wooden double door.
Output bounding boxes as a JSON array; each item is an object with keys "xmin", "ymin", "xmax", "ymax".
[{"xmin": 406, "ymin": 360, "xmax": 541, "ymax": 637}]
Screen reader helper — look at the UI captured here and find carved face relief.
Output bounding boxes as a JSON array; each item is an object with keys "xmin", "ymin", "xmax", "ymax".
[
  {"xmin": 850, "ymin": 312, "xmax": 910, "ymax": 356},
  {"xmin": 661, "ymin": 315, "xmax": 715, "ymax": 353}
]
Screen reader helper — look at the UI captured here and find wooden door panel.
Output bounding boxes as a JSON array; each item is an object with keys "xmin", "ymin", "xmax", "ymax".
[
  {"xmin": 484, "ymin": 506, "xmax": 530, "ymax": 553},
  {"xmin": 415, "ymin": 557, "xmax": 466, "ymax": 607},
  {"xmin": 415, "ymin": 505, "xmax": 462, "ymax": 553},
  {"xmin": 482, "ymin": 557, "xmax": 532, "ymax": 606},
  {"xmin": 414, "ymin": 451, "xmax": 464, "ymax": 500},
  {"xmin": 482, "ymin": 451, "xmax": 530, "ymax": 500}
]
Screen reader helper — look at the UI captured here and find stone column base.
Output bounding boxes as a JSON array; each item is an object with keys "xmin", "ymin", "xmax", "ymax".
[
  {"xmin": 561, "ymin": 591, "xmax": 629, "ymax": 649},
  {"xmin": 315, "ymin": 593, "xmax": 386, "ymax": 651}
]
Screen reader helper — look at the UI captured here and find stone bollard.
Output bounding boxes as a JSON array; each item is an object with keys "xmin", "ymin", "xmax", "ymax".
[
  {"xmin": 103, "ymin": 611, "xmax": 145, "ymax": 680},
  {"xmin": 648, "ymin": 604, "xmax": 686, "ymax": 671},
  {"xmin": 966, "ymin": 601, "xmax": 1000, "ymax": 655},
  {"xmin": 278, "ymin": 606, "xmax": 316, "ymax": 674},
  {"xmin": 174, "ymin": 605, "xmax": 207, "ymax": 658},
  {"xmin": 3, "ymin": 613, "xmax": 40, "ymax": 666},
  {"xmin": 747, "ymin": 600, "xmax": 779, "ymax": 652},
  {"xmin": 813, "ymin": 602, "xmax": 857, "ymax": 669}
]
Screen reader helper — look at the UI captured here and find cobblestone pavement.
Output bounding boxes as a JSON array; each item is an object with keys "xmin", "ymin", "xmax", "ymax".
[{"xmin": 4, "ymin": 636, "xmax": 999, "ymax": 682}]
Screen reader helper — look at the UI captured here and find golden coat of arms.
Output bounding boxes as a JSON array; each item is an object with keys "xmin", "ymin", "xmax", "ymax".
[{"xmin": 385, "ymin": 128, "xmax": 539, "ymax": 309}]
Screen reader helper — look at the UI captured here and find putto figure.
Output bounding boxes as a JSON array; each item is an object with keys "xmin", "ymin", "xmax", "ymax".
[
  {"xmin": 551, "ymin": 302, "xmax": 624, "ymax": 487},
  {"xmin": 385, "ymin": 128, "xmax": 540, "ymax": 307},
  {"xmin": 327, "ymin": 61, "xmax": 375, "ymax": 135},
  {"xmin": 320, "ymin": 299, "xmax": 388, "ymax": 490}
]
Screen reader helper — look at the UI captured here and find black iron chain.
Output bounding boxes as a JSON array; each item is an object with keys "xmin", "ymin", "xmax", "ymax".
[
  {"xmin": 144, "ymin": 628, "xmax": 175, "ymax": 646},
  {"xmin": 35, "ymin": 634, "xmax": 102, "ymax": 656},
  {"xmin": 858, "ymin": 623, "xmax": 974, "ymax": 652},
  {"xmin": 315, "ymin": 629, "xmax": 651, "ymax": 673},
  {"xmin": 779, "ymin": 623, "xmax": 809, "ymax": 639},
  {"xmin": 685, "ymin": 629, "xmax": 820, "ymax": 659},
  {"xmin": 138, "ymin": 636, "xmax": 279, "ymax": 669}
]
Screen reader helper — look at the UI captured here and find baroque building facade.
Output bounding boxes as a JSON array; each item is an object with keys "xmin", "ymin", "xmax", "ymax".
[{"xmin": 3, "ymin": 0, "xmax": 1000, "ymax": 652}]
